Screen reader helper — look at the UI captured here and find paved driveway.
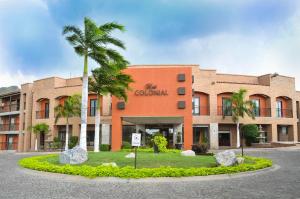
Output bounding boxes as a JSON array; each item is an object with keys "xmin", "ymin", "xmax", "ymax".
[{"xmin": 0, "ymin": 148, "xmax": 300, "ymax": 199}]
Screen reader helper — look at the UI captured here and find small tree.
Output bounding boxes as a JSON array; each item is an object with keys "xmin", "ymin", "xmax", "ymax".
[
  {"xmin": 54, "ymin": 95, "xmax": 81, "ymax": 151},
  {"xmin": 29, "ymin": 123, "xmax": 50, "ymax": 151},
  {"xmin": 241, "ymin": 124, "xmax": 259, "ymax": 146},
  {"xmin": 89, "ymin": 63, "xmax": 133, "ymax": 152},
  {"xmin": 225, "ymin": 89, "xmax": 256, "ymax": 148}
]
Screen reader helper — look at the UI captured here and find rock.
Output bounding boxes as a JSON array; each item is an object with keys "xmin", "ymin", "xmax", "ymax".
[
  {"xmin": 214, "ymin": 150, "xmax": 237, "ymax": 166},
  {"xmin": 125, "ymin": 152, "xmax": 135, "ymax": 158},
  {"xmin": 236, "ymin": 157, "xmax": 245, "ymax": 164},
  {"xmin": 59, "ymin": 146, "xmax": 88, "ymax": 165},
  {"xmin": 102, "ymin": 162, "xmax": 118, "ymax": 167},
  {"xmin": 181, "ymin": 150, "xmax": 196, "ymax": 156}
]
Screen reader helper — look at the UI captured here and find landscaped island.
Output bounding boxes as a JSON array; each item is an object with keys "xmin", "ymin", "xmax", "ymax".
[{"xmin": 19, "ymin": 151, "xmax": 272, "ymax": 178}]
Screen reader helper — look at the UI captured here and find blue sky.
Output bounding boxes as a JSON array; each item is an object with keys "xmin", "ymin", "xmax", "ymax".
[{"xmin": 0, "ymin": 0, "xmax": 300, "ymax": 88}]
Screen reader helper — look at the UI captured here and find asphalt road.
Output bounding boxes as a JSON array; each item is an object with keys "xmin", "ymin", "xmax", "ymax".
[{"xmin": 0, "ymin": 148, "xmax": 300, "ymax": 199}]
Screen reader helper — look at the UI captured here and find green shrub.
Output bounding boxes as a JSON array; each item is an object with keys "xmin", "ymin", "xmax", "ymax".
[
  {"xmin": 153, "ymin": 134, "xmax": 167, "ymax": 152},
  {"xmin": 100, "ymin": 144, "xmax": 110, "ymax": 151},
  {"xmin": 121, "ymin": 141, "xmax": 131, "ymax": 149},
  {"xmin": 69, "ymin": 136, "xmax": 78, "ymax": 149},
  {"xmin": 52, "ymin": 137, "xmax": 62, "ymax": 149},
  {"xmin": 19, "ymin": 155, "xmax": 272, "ymax": 179},
  {"xmin": 242, "ymin": 124, "xmax": 259, "ymax": 146},
  {"xmin": 192, "ymin": 143, "xmax": 209, "ymax": 154}
]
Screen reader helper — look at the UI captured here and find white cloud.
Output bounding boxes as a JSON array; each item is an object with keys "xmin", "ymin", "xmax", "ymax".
[{"xmin": 121, "ymin": 10, "xmax": 300, "ymax": 90}]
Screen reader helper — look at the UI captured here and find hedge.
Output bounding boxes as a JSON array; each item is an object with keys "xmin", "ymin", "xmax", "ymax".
[
  {"xmin": 19, "ymin": 155, "xmax": 272, "ymax": 178},
  {"xmin": 121, "ymin": 148, "xmax": 181, "ymax": 153}
]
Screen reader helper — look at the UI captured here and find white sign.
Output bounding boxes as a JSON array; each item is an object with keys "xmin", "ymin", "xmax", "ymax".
[{"xmin": 131, "ymin": 133, "xmax": 141, "ymax": 147}]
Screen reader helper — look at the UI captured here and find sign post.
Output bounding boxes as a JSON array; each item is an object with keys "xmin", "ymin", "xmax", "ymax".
[{"xmin": 131, "ymin": 133, "xmax": 141, "ymax": 169}]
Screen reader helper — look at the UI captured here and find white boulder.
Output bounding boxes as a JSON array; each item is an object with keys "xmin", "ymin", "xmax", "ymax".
[
  {"xmin": 125, "ymin": 152, "xmax": 135, "ymax": 158},
  {"xmin": 181, "ymin": 150, "xmax": 196, "ymax": 156},
  {"xmin": 59, "ymin": 146, "xmax": 88, "ymax": 165},
  {"xmin": 102, "ymin": 162, "xmax": 118, "ymax": 167},
  {"xmin": 214, "ymin": 150, "xmax": 237, "ymax": 166}
]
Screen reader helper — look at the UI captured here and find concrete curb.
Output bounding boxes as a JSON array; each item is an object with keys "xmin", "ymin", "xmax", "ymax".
[{"xmin": 18, "ymin": 164, "xmax": 280, "ymax": 183}]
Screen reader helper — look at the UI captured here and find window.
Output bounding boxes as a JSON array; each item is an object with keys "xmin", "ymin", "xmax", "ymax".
[
  {"xmin": 23, "ymin": 94, "xmax": 26, "ymax": 110},
  {"xmin": 222, "ymin": 98, "xmax": 232, "ymax": 116},
  {"xmin": 44, "ymin": 102, "xmax": 49, "ymax": 118},
  {"xmin": 90, "ymin": 99, "xmax": 97, "ymax": 116},
  {"xmin": 276, "ymin": 101, "xmax": 282, "ymax": 117},
  {"xmin": 252, "ymin": 99, "xmax": 260, "ymax": 116},
  {"xmin": 192, "ymin": 97, "xmax": 200, "ymax": 115}
]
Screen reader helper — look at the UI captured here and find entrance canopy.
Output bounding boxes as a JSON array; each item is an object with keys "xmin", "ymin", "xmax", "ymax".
[{"xmin": 122, "ymin": 116, "xmax": 183, "ymax": 125}]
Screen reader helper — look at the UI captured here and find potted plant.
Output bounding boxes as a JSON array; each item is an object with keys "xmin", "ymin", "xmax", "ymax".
[{"xmin": 152, "ymin": 133, "xmax": 167, "ymax": 153}]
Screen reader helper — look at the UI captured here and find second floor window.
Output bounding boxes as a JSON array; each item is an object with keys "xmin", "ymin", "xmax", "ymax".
[
  {"xmin": 90, "ymin": 99, "xmax": 97, "ymax": 116},
  {"xmin": 252, "ymin": 99, "xmax": 260, "ymax": 117},
  {"xmin": 222, "ymin": 98, "xmax": 232, "ymax": 116},
  {"xmin": 276, "ymin": 101, "xmax": 283, "ymax": 117},
  {"xmin": 45, "ymin": 103, "xmax": 49, "ymax": 118},
  {"xmin": 192, "ymin": 97, "xmax": 200, "ymax": 115}
]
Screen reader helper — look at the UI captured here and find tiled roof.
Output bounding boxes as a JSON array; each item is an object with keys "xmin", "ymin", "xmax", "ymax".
[{"xmin": 0, "ymin": 86, "xmax": 20, "ymax": 96}]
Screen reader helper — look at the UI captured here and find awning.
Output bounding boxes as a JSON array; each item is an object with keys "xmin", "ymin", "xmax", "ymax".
[{"xmin": 122, "ymin": 116, "xmax": 183, "ymax": 125}]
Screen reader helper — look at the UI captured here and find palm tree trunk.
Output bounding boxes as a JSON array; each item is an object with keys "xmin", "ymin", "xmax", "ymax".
[
  {"xmin": 65, "ymin": 119, "xmax": 69, "ymax": 151},
  {"xmin": 79, "ymin": 54, "xmax": 88, "ymax": 150},
  {"xmin": 94, "ymin": 94, "xmax": 100, "ymax": 152},
  {"xmin": 236, "ymin": 122, "xmax": 240, "ymax": 148},
  {"xmin": 35, "ymin": 137, "xmax": 38, "ymax": 151}
]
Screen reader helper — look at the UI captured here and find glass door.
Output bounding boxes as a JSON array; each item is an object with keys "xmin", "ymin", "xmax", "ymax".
[
  {"xmin": 222, "ymin": 98, "xmax": 232, "ymax": 116},
  {"xmin": 7, "ymin": 135, "xmax": 13, "ymax": 150},
  {"xmin": 252, "ymin": 99, "xmax": 260, "ymax": 116},
  {"xmin": 276, "ymin": 101, "xmax": 282, "ymax": 117}
]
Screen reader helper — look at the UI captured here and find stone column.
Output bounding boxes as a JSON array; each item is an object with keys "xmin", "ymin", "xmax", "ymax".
[
  {"xmin": 209, "ymin": 123, "xmax": 219, "ymax": 149},
  {"xmin": 101, "ymin": 124, "xmax": 110, "ymax": 145},
  {"xmin": 173, "ymin": 124, "xmax": 183, "ymax": 146},
  {"xmin": 271, "ymin": 124, "xmax": 278, "ymax": 142},
  {"xmin": 136, "ymin": 125, "xmax": 145, "ymax": 145}
]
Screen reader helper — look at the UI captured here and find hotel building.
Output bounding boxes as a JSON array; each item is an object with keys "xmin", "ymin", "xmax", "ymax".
[{"xmin": 1, "ymin": 65, "xmax": 299, "ymax": 152}]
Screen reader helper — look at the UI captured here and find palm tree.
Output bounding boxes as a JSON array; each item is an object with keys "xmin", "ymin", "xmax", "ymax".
[
  {"xmin": 89, "ymin": 63, "xmax": 133, "ymax": 152},
  {"xmin": 63, "ymin": 17, "xmax": 128, "ymax": 150},
  {"xmin": 226, "ymin": 89, "xmax": 256, "ymax": 148},
  {"xmin": 29, "ymin": 123, "xmax": 50, "ymax": 151},
  {"xmin": 54, "ymin": 95, "xmax": 81, "ymax": 151}
]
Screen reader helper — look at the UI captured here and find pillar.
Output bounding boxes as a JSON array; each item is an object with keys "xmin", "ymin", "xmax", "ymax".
[
  {"xmin": 209, "ymin": 123, "xmax": 219, "ymax": 149},
  {"xmin": 183, "ymin": 117, "xmax": 193, "ymax": 150},
  {"xmin": 271, "ymin": 124, "xmax": 278, "ymax": 142},
  {"xmin": 111, "ymin": 117, "xmax": 122, "ymax": 151},
  {"xmin": 173, "ymin": 124, "xmax": 183, "ymax": 146},
  {"xmin": 136, "ymin": 125, "xmax": 145, "ymax": 145},
  {"xmin": 101, "ymin": 124, "xmax": 110, "ymax": 145}
]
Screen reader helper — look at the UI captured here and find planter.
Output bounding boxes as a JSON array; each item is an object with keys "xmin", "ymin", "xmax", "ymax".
[
  {"xmin": 153, "ymin": 144, "xmax": 159, "ymax": 153},
  {"xmin": 175, "ymin": 143, "xmax": 182, "ymax": 150}
]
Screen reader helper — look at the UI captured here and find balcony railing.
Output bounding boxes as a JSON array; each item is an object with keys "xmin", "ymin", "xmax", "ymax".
[
  {"xmin": 254, "ymin": 108, "xmax": 271, "ymax": 117},
  {"xmin": 88, "ymin": 107, "xmax": 96, "ymax": 117},
  {"xmin": 193, "ymin": 106, "xmax": 210, "ymax": 116},
  {"xmin": 217, "ymin": 106, "xmax": 232, "ymax": 116},
  {"xmin": 276, "ymin": 108, "xmax": 293, "ymax": 118},
  {"xmin": 0, "ymin": 123, "xmax": 19, "ymax": 131},
  {"xmin": 36, "ymin": 110, "xmax": 49, "ymax": 119},
  {"xmin": 0, "ymin": 104, "xmax": 20, "ymax": 113},
  {"xmin": 0, "ymin": 142, "xmax": 18, "ymax": 150}
]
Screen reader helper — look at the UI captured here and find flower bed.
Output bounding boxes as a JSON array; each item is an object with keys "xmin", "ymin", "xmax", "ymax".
[{"xmin": 19, "ymin": 154, "xmax": 272, "ymax": 178}]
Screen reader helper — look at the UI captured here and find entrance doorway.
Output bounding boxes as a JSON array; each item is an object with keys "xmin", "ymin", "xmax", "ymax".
[
  {"xmin": 193, "ymin": 126, "xmax": 209, "ymax": 144},
  {"xmin": 7, "ymin": 135, "xmax": 14, "ymax": 150},
  {"xmin": 219, "ymin": 131, "xmax": 231, "ymax": 146},
  {"xmin": 145, "ymin": 124, "xmax": 174, "ymax": 148},
  {"xmin": 40, "ymin": 133, "xmax": 45, "ymax": 150}
]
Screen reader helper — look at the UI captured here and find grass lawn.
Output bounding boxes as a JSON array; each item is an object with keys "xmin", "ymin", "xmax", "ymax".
[{"xmin": 46, "ymin": 151, "xmax": 217, "ymax": 168}]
